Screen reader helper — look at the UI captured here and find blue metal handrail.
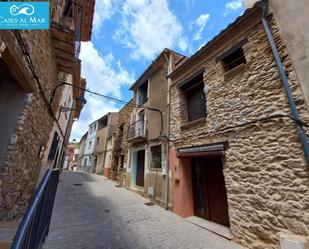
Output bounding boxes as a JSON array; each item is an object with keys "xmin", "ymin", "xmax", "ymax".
[{"xmin": 11, "ymin": 169, "xmax": 60, "ymax": 249}]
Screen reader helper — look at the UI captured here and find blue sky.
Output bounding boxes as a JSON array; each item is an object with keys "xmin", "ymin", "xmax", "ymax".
[{"xmin": 71, "ymin": 0, "xmax": 244, "ymax": 140}]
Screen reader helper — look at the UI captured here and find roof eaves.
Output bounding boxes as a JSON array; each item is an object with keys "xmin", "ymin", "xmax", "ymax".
[
  {"xmin": 129, "ymin": 48, "xmax": 185, "ymax": 90},
  {"xmin": 168, "ymin": 0, "xmax": 264, "ymax": 79}
]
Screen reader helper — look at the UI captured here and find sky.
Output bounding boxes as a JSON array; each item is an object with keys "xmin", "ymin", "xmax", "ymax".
[{"xmin": 70, "ymin": 0, "xmax": 245, "ymax": 141}]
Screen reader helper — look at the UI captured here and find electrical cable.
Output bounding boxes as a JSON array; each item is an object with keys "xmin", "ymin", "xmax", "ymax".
[
  {"xmin": 56, "ymin": 82, "xmax": 308, "ymax": 144},
  {"xmin": 56, "ymin": 81, "xmax": 164, "ymax": 141},
  {"xmin": 13, "ymin": 30, "xmax": 65, "ymax": 139},
  {"xmin": 162, "ymin": 113, "xmax": 308, "ymax": 144}
]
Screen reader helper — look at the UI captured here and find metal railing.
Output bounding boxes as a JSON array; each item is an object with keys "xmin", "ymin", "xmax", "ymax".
[
  {"xmin": 62, "ymin": 0, "xmax": 83, "ymax": 58},
  {"xmin": 11, "ymin": 169, "xmax": 60, "ymax": 249},
  {"xmin": 74, "ymin": 6, "xmax": 82, "ymax": 58},
  {"xmin": 128, "ymin": 120, "xmax": 147, "ymax": 139}
]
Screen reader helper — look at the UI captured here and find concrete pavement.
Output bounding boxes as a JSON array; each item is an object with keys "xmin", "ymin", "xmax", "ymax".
[{"xmin": 43, "ymin": 171, "xmax": 246, "ymax": 249}]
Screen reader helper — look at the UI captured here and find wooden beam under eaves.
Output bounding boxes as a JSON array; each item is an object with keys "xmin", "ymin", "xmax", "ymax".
[
  {"xmin": 55, "ymin": 50, "xmax": 75, "ymax": 64},
  {"xmin": 51, "ymin": 26, "xmax": 74, "ymax": 44},
  {"xmin": 58, "ymin": 64, "xmax": 74, "ymax": 74}
]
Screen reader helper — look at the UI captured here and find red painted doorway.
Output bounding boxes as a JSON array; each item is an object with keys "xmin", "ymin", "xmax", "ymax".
[
  {"xmin": 192, "ymin": 157, "xmax": 230, "ymax": 227},
  {"xmin": 136, "ymin": 150, "xmax": 145, "ymax": 187}
]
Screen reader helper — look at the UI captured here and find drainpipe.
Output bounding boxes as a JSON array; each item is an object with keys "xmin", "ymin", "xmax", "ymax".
[
  {"xmin": 262, "ymin": 2, "xmax": 309, "ymax": 167},
  {"xmin": 164, "ymin": 52, "xmax": 173, "ymax": 210}
]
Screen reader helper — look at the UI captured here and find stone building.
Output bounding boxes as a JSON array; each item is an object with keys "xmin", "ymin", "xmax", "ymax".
[
  {"xmin": 109, "ymin": 100, "xmax": 134, "ymax": 186},
  {"xmin": 244, "ymin": 0, "xmax": 309, "ymax": 109},
  {"xmin": 168, "ymin": 1, "xmax": 309, "ymax": 249},
  {"xmin": 127, "ymin": 49, "xmax": 186, "ymax": 208},
  {"xmin": 0, "ymin": 0, "xmax": 95, "ymax": 220}
]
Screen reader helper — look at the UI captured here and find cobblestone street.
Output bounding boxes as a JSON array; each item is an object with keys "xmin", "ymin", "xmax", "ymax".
[{"xmin": 43, "ymin": 171, "xmax": 245, "ymax": 249}]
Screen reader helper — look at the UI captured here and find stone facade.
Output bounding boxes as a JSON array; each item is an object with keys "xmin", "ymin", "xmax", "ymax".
[
  {"xmin": 0, "ymin": 0, "xmax": 94, "ymax": 221},
  {"xmin": 169, "ymin": 5, "xmax": 309, "ymax": 249},
  {"xmin": 0, "ymin": 29, "xmax": 60, "ymax": 221},
  {"xmin": 244, "ymin": 0, "xmax": 309, "ymax": 108},
  {"xmin": 110, "ymin": 100, "xmax": 134, "ymax": 185}
]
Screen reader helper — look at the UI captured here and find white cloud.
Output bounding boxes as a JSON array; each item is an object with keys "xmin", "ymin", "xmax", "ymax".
[
  {"xmin": 93, "ymin": 0, "xmax": 119, "ymax": 32},
  {"xmin": 70, "ymin": 42, "xmax": 135, "ymax": 140},
  {"xmin": 223, "ymin": 0, "xmax": 243, "ymax": 16},
  {"xmin": 181, "ymin": 0, "xmax": 196, "ymax": 9},
  {"xmin": 114, "ymin": 0, "xmax": 187, "ymax": 60},
  {"xmin": 193, "ymin": 13, "xmax": 210, "ymax": 41},
  {"xmin": 178, "ymin": 37, "xmax": 188, "ymax": 51}
]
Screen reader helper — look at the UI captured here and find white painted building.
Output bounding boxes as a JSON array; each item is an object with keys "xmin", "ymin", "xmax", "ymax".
[{"xmin": 83, "ymin": 121, "xmax": 98, "ymax": 172}]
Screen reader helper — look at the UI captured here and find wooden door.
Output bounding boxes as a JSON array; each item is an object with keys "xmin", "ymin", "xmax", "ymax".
[
  {"xmin": 192, "ymin": 158, "xmax": 230, "ymax": 227},
  {"xmin": 136, "ymin": 150, "xmax": 145, "ymax": 187}
]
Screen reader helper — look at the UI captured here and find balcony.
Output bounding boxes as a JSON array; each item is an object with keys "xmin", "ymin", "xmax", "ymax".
[
  {"xmin": 128, "ymin": 120, "xmax": 147, "ymax": 144},
  {"xmin": 51, "ymin": 0, "xmax": 83, "ymax": 75}
]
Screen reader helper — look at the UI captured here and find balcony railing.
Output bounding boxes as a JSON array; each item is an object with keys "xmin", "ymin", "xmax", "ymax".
[
  {"xmin": 74, "ymin": 5, "xmax": 82, "ymax": 58},
  {"xmin": 11, "ymin": 169, "xmax": 60, "ymax": 249},
  {"xmin": 128, "ymin": 120, "xmax": 147, "ymax": 143},
  {"xmin": 63, "ymin": 0, "xmax": 82, "ymax": 58}
]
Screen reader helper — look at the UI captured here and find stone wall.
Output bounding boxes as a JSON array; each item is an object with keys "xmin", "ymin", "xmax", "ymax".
[
  {"xmin": 0, "ymin": 29, "xmax": 60, "ymax": 220},
  {"xmin": 169, "ymin": 16, "xmax": 309, "ymax": 249},
  {"xmin": 111, "ymin": 100, "xmax": 134, "ymax": 183}
]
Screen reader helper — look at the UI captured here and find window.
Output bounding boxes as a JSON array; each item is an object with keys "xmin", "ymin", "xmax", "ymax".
[
  {"xmin": 216, "ymin": 38, "xmax": 248, "ymax": 72},
  {"xmin": 96, "ymin": 137, "xmax": 99, "ymax": 146},
  {"xmin": 179, "ymin": 72, "xmax": 206, "ymax": 122},
  {"xmin": 221, "ymin": 47, "xmax": 246, "ymax": 71},
  {"xmin": 150, "ymin": 145, "xmax": 162, "ymax": 168},
  {"xmin": 119, "ymin": 155, "xmax": 125, "ymax": 169},
  {"xmin": 186, "ymin": 82, "xmax": 206, "ymax": 122},
  {"xmin": 48, "ymin": 132, "xmax": 60, "ymax": 160},
  {"xmin": 88, "ymin": 141, "xmax": 92, "ymax": 149},
  {"xmin": 119, "ymin": 124, "xmax": 124, "ymax": 137},
  {"xmin": 137, "ymin": 80, "xmax": 148, "ymax": 105},
  {"xmin": 63, "ymin": 0, "xmax": 73, "ymax": 17}
]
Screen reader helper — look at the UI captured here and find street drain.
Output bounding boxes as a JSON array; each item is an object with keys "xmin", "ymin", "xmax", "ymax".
[
  {"xmin": 144, "ymin": 202, "xmax": 155, "ymax": 206},
  {"xmin": 104, "ymin": 209, "xmax": 110, "ymax": 213},
  {"xmin": 73, "ymin": 183, "xmax": 83, "ymax": 186}
]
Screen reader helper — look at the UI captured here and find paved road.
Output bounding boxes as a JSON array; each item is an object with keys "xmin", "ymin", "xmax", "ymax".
[{"xmin": 43, "ymin": 171, "xmax": 245, "ymax": 249}]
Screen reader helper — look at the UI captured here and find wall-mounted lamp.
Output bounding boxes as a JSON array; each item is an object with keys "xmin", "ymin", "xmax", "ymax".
[{"xmin": 58, "ymin": 95, "xmax": 87, "ymax": 118}]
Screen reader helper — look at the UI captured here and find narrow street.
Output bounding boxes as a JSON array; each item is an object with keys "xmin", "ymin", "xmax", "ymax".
[{"xmin": 43, "ymin": 171, "xmax": 245, "ymax": 249}]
